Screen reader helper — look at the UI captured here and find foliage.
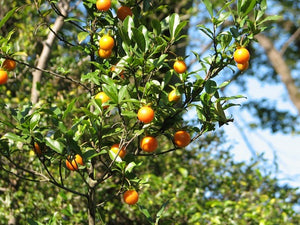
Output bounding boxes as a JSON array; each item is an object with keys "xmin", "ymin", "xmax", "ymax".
[{"xmin": 0, "ymin": 0, "xmax": 298, "ymax": 224}]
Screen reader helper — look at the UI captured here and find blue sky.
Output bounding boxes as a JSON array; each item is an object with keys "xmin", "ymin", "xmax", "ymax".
[{"xmin": 185, "ymin": 1, "xmax": 300, "ymax": 190}]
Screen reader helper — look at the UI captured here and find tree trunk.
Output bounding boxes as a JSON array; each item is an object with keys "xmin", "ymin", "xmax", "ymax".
[
  {"xmin": 88, "ymin": 187, "xmax": 96, "ymax": 225},
  {"xmin": 31, "ymin": 0, "xmax": 71, "ymax": 104},
  {"xmin": 256, "ymin": 33, "xmax": 300, "ymax": 114}
]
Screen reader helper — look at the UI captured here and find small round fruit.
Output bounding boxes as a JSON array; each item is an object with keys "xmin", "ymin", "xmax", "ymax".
[
  {"xmin": 117, "ymin": 6, "xmax": 132, "ymax": 21},
  {"xmin": 233, "ymin": 47, "xmax": 250, "ymax": 64},
  {"xmin": 168, "ymin": 89, "xmax": 181, "ymax": 102},
  {"xmin": 66, "ymin": 157, "xmax": 78, "ymax": 171},
  {"xmin": 111, "ymin": 144, "xmax": 126, "ymax": 158},
  {"xmin": 123, "ymin": 190, "xmax": 139, "ymax": 205},
  {"xmin": 173, "ymin": 60, "xmax": 187, "ymax": 74},
  {"xmin": 174, "ymin": 130, "xmax": 191, "ymax": 148},
  {"xmin": 237, "ymin": 61, "xmax": 249, "ymax": 71},
  {"xmin": 65, "ymin": 154, "xmax": 84, "ymax": 171},
  {"xmin": 99, "ymin": 35, "xmax": 114, "ymax": 50},
  {"xmin": 140, "ymin": 136, "xmax": 158, "ymax": 153},
  {"xmin": 2, "ymin": 59, "xmax": 16, "ymax": 71},
  {"xmin": 98, "ymin": 48, "xmax": 112, "ymax": 59},
  {"xmin": 96, "ymin": 0, "xmax": 111, "ymax": 11},
  {"xmin": 74, "ymin": 154, "xmax": 84, "ymax": 166},
  {"xmin": 33, "ymin": 142, "xmax": 42, "ymax": 156},
  {"xmin": 137, "ymin": 106, "xmax": 154, "ymax": 123},
  {"xmin": 95, "ymin": 91, "xmax": 110, "ymax": 109},
  {"xmin": 0, "ymin": 69, "xmax": 8, "ymax": 85}
]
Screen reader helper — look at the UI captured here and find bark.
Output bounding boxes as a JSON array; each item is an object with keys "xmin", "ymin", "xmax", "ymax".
[
  {"xmin": 30, "ymin": 0, "xmax": 71, "ymax": 104},
  {"xmin": 256, "ymin": 33, "xmax": 300, "ymax": 114}
]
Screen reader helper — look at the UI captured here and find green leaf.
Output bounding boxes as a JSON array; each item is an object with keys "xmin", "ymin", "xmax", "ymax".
[
  {"xmin": 202, "ymin": 0, "xmax": 213, "ymax": 17},
  {"xmin": 169, "ymin": 13, "xmax": 180, "ymax": 40},
  {"xmin": 63, "ymin": 98, "xmax": 77, "ymax": 119},
  {"xmin": 156, "ymin": 200, "xmax": 170, "ymax": 224},
  {"xmin": 205, "ymin": 80, "xmax": 218, "ymax": 95},
  {"xmin": 258, "ymin": 15, "xmax": 282, "ymax": 26},
  {"xmin": 118, "ymin": 86, "xmax": 128, "ymax": 103},
  {"xmin": 77, "ymin": 32, "xmax": 89, "ymax": 44},
  {"xmin": 174, "ymin": 21, "xmax": 188, "ymax": 40},
  {"xmin": 0, "ymin": 7, "xmax": 17, "ymax": 29},
  {"xmin": 30, "ymin": 113, "xmax": 41, "ymax": 130},
  {"xmin": 108, "ymin": 150, "xmax": 122, "ymax": 162},
  {"xmin": 198, "ymin": 25, "xmax": 213, "ymax": 39},
  {"xmin": 218, "ymin": 80, "xmax": 231, "ymax": 89},
  {"xmin": 151, "ymin": 19, "xmax": 161, "ymax": 36},
  {"xmin": 132, "ymin": 28, "xmax": 146, "ymax": 52},
  {"xmin": 125, "ymin": 162, "xmax": 136, "ymax": 173},
  {"xmin": 45, "ymin": 137, "xmax": 64, "ymax": 154},
  {"xmin": 178, "ymin": 167, "xmax": 188, "ymax": 178},
  {"xmin": 138, "ymin": 205, "xmax": 154, "ymax": 224},
  {"xmin": 241, "ymin": 0, "xmax": 256, "ymax": 16},
  {"xmin": 3, "ymin": 132, "xmax": 28, "ymax": 143}
]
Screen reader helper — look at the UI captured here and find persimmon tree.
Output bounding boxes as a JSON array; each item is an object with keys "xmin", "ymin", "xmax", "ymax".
[{"xmin": 0, "ymin": 0, "xmax": 280, "ymax": 224}]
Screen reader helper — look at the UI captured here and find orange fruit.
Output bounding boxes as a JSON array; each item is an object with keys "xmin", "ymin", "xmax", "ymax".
[
  {"xmin": 66, "ymin": 157, "xmax": 78, "ymax": 171},
  {"xmin": 96, "ymin": 0, "xmax": 111, "ymax": 11},
  {"xmin": 137, "ymin": 106, "xmax": 154, "ymax": 123},
  {"xmin": 233, "ymin": 47, "xmax": 250, "ymax": 64},
  {"xmin": 123, "ymin": 190, "xmax": 139, "ymax": 205},
  {"xmin": 95, "ymin": 91, "xmax": 110, "ymax": 109},
  {"xmin": 117, "ymin": 6, "xmax": 132, "ymax": 21},
  {"xmin": 0, "ymin": 69, "xmax": 8, "ymax": 85},
  {"xmin": 2, "ymin": 59, "xmax": 16, "ymax": 71},
  {"xmin": 237, "ymin": 61, "xmax": 249, "ymax": 71},
  {"xmin": 174, "ymin": 130, "xmax": 191, "ymax": 148},
  {"xmin": 99, "ymin": 35, "xmax": 114, "ymax": 50},
  {"xmin": 74, "ymin": 154, "xmax": 84, "ymax": 166},
  {"xmin": 65, "ymin": 154, "xmax": 84, "ymax": 171},
  {"xmin": 98, "ymin": 48, "xmax": 112, "ymax": 59},
  {"xmin": 111, "ymin": 143, "xmax": 126, "ymax": 158},
  {"xmin": 168, "ymin": 89, "xmax": 181, "ymax": 102},
  {"xmin": 140, "ymin": 136, "xmax": 158, "ymax": 153},
  {"xmin": 33, "ymin": 142, "xmax": 42, "ymax": 156},
  {"xmin": 173, "ymin": 60, "xmax": 187, "ymax": 74}
]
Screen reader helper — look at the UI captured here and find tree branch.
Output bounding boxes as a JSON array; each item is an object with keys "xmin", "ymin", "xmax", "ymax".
[
  {"xmin": 31, "ymin": 0, "xmax": 72, "ymax": 104},
  {"xmin": 256, "ymin": 33, "xmax": 300, "ymax": 114}
]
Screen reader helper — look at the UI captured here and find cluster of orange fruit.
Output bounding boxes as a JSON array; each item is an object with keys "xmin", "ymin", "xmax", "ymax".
[
  {"xmin": 91, "ymin": 57, "xmax": 190, "ymax": 204},
  {"xmin": 0, "ymin": 59, "xmax": 16, "ymax": 85},
  {"xmin": 96, "ymin": 0, "xmax": 132, "ymax": 21},
  {"xmin": 96, "ymin": 0, "xmax": 132, "ymax": 59},
  {"xmin": 233, "ymin": 46, "xmax": 250, "ymax": 71}
]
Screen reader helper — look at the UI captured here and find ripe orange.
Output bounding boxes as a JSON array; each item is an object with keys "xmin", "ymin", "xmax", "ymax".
[
  {"xmin": 137, "ymin": 106, "xmax": 154, "ymax": 123},
  {"xmin": 33, "ymin": 142, "xmax": 42, "ymax": 156},
  {"xmin": 111, "ymin": 143, "xmax": 126, "ymax": 158},
  {"xmin": 99, "ymin": 35, "xmax": 114, "ymax": 50},
  {"xmin": 96, "ymin": 0, "xmax": 111, "ymax": 11},
  {"xmin": 98, "ymin": 48, "xmax": 112, "ymax": 59},
  {"xmin": 140, "ymin": 136, "xmax": 158, "ymax": 152},
  {"xmin": 117, "ymin": 6, "xmax": 132, "ymax": 21},
  {"xmin": 0, "ymin": 69, "xmax": 8, "ymax": 85},
  {"xmin": 74, "ymin": 154, "xmax": 84, "ymax": 166},
  {"xmin": 66, "ymin": 154, "xmax": 84, "ymax": 171},
  {"xmin": 173, "ymin": 60, "xmax": 187, "ymax": 74},
  {"xmin": 237, "ymin": 61, "xmax": 249, "ymax": 71},
  {"xmin": 95, "ymin": 91, "xmax": 110, "ymax": 109},
  {"xmin": 2, "ymin": 59, "xmax": 16, "ymax": 71},
  {"xmin": 174, "ymin": 130, "xmax": 191, "ymax": 148},
  {"xmin": 233, "ymin": 47, "xmax": 250, "ymax": 64},
  {"xmin": 123, "ymin": 190, "xmax": 139, "ymax": 205},
  {"xmin": 168, "ymin": 89, "xmax": 181, "ymax": 102}
]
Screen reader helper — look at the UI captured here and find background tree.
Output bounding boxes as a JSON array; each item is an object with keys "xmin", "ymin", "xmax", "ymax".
[{"xmin": 0, "ymin": 0, "xmax": 299, "ymax": 225}]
